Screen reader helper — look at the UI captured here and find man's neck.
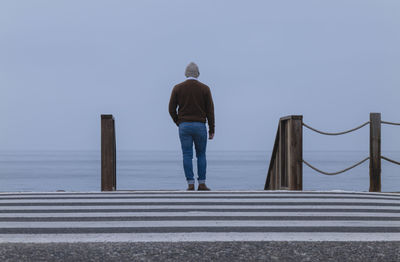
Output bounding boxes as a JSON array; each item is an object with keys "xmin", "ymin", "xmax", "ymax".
[{"xmin": 186, "ymin": 77, "xmax": 198, "ymax": 81}]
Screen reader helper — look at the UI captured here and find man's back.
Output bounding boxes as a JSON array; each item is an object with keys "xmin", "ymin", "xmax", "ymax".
[{"xmin": 169, "ymin": 79, "xmax": 215, "ymax": 134}]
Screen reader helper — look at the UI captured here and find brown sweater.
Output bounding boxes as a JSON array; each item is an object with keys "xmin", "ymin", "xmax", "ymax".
[{"xmin": 169, "ymin": 79, "xmax": 215, "ymax": 134}]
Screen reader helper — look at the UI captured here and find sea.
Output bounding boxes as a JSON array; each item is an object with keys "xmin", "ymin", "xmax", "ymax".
[{"xmin": 0, "ymin": 150, "xmax": 399, "ymax": 192}]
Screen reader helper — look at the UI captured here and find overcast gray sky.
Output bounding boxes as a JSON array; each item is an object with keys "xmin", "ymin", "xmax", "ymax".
[{"xmin": 1, "ymin": 0, "xmax": 399, "ymax": 152}]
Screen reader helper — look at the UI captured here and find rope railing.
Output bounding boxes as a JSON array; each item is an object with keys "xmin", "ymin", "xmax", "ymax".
[
  {"xmin": 381, "ymin": 156, "xmax": 400, "ymax": 166},
  {"xmin": 266, "ymin": 113, "xmax": 398, "ymax": 191},
  {"xmin": 381, "ymin": 121, "xmax": 400, "ymax": 126},
  {"xmin": 302, "ymin": 121, "xmax": 370, "ymax": 136},
  {"xmin": 303, "ymin": 157, "xmax": 370, "ymax": 176}
]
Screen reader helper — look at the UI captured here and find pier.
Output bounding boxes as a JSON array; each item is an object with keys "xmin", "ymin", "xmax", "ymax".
[
  {"xmin": 1, "ymin": 190, "xmax": 400, "ymax": 241},
  {"xmin": 0, "ymin": 114, "xmax": 399, "ymax": 260},
  {"xmin": 1, "ymin": 190, "xmax": 400, "ymax": 260}
]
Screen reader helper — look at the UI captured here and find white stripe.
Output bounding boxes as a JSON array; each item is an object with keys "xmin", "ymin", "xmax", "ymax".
[
  {"xmin": 0, "ymin": 212, "xmax": 399, "ymax": 218},
  {"xmin": 1, "ymin": 205, "xmax": 400, "ymax": 210},
  {"xmin": 2, "ymin": 233, "xmax": 400, "ymax": 243},
  {"xmin": 1, "ymin": 220, "xmax": 399, "ymax": 228},
  {"xmin": 1, "ymin": 198, "xmax": 398, "ymax": 204},
  {"xmin": 1, "ymin": 193, "xmax": 399, "ymax": 199}
]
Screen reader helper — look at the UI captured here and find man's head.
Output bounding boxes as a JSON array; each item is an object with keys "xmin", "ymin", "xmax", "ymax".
[{"xmin": 185, "ymin": 62, "xmax": 200, "ymax": 78}]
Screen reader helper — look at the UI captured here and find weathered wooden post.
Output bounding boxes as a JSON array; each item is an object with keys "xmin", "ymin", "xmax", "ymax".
[
  {"xmin": 288, "ymin": 115, "xmax": 303, "ymax": 190},
  {"xmin": 369, "ymin": 113, "xmax": 381, "ymax": 192},
  {"xmin": 101, "ymin": 114, "xmax": 116, "ymax": 191},
  {"xmin": 265, "ymin": 115, "xmax": 303, "ymax": 190},
  {"xmin": 278, "ymin": 119, "xmax": 286, "ymax": 189}
]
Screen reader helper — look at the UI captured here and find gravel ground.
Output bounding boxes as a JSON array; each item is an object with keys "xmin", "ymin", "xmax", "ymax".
[{"xmin": 0, "ymin": 242, "xmax": 399, "ymax": 262}]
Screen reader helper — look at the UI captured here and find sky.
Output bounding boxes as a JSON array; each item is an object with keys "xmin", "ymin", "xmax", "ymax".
[{"xmin": 0, "ymin": 0, "xmax": 399, "ymax": 152}]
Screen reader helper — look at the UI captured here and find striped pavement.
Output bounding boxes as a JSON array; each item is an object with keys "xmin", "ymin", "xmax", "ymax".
[{"xmin": 0, "ymin": 191, "xmax": 400, "ymax": 242}]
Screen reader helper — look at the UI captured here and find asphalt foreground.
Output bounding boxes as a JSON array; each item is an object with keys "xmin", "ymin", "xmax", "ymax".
[
  {"xmin": 1, "ymin": 190, "xmax": 399, "ymax": 261},
  {"xmin": 0, "ymin": 241, "xmax": 399, "ymax": 262}
]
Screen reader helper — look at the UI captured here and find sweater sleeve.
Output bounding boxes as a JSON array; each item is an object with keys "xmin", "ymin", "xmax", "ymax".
[
  {"xmin": 168, "ymin": 87, "xmax": 179, "ymax": 126},
  {"xmin": 205, "ymin": 86, "xmax": 215, "ymax": 134}
]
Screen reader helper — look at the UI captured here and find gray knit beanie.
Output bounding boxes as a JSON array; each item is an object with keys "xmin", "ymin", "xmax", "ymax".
[{"xmin": 185, "ymin": 62, "xmax": 200, "ymax": 78}]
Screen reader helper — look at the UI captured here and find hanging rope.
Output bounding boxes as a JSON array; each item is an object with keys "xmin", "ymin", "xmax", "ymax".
[
  {"xmin": 381, "ymin": 121, "xmax": 400, "ymax": 126},
  {"xmin": 303, "ymin": 157, "xmax": 370, "ymax": 175},
  {"xmin": 302, "ymin": 121, "xmax": 370, "ymax": 136},
  {"xmin": 381, "ymin": 156, "xmax": 400, "ymax": 166}
]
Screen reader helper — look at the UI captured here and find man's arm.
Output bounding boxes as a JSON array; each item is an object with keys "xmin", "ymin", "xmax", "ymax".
[
  {"xmin": 205, "ymin": 86, "xmax": 215, "ymax": 139},
  {"xmin": 168, "ymin": 88, "xmax": 179, "ymax": 126}
]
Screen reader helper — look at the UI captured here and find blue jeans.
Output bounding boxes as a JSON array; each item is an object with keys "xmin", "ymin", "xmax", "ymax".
[{"xmin": 179, "ymin": 122, "xmax": 207, "ymax": 184}]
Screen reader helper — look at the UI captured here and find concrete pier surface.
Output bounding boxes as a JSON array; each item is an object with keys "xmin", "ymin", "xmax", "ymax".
[{"xmin": 0, "ymin": 191, "xmax": 399, "ymax": 261}]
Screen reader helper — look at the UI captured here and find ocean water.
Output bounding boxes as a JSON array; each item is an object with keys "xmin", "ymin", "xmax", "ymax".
[{"xmin": 0, "ymin": 151, "xmax": 399, "ymax": 192}]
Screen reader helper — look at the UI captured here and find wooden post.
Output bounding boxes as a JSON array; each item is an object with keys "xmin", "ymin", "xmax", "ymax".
[
  {"xmin": 278, "ymin": 120, "xmax": 286, "ymax": 188},
  {"xmin": 369, "ymin": 113, "xmax": 381, "ymax": 192},
  {"xmin": 288, "ymin": 116, "xmax": 303, "ymax": 190},
  {"xmin": 101, "ymin": 115, "xmax": 116, "ymax": 191},
  {"xmin": 265, "ymin": 115, "xmax": 303, "ymax": 191}
]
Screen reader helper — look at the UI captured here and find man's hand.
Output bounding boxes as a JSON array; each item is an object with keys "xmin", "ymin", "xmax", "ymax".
[{"xmin": 209, "ymin": 133, "xmax": 214, "ymax": 140}]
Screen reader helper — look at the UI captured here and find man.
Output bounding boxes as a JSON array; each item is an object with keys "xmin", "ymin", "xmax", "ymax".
[{"xmin": 169, "ymin": 62, "xmax": 215, "ymax": 191}]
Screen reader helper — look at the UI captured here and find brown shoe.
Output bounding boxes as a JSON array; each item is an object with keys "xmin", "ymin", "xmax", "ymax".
[
  {"xmin": 198, "ymin": 183, "xmax": 210, "ymax": 191},
  {"xmin": 187, "ymin": 184, "xmax": 195, "ymax": 191}
]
